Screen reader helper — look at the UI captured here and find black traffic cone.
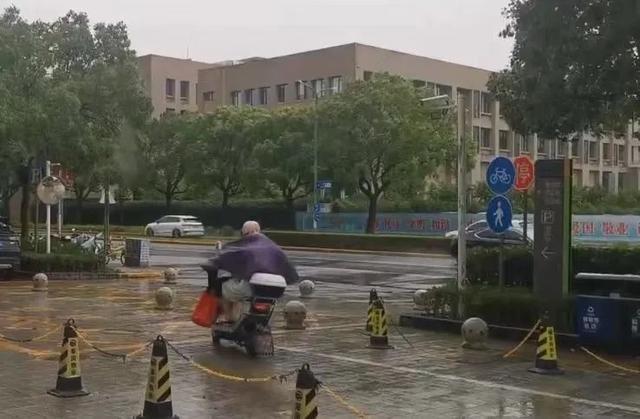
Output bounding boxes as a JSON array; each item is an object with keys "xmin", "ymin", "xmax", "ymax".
[
  {"xmin": 368, "ymin": 299, "xmax": 393, "ymax": 349},
  {"xmin": 292, "ymin": 363, "xmax": 319, "ymax": 419},
  {"xmin": 136, "ymin": 336, "xmax": 179, "ymax": 419},
  {"xmin": 528, "ymin": 320, "xmax": 563, "ymax": 375},
  {"xmin": 366, "ymin": 289, "xmax": 378, "ymax": 332},
  {"xmin": 48, "ymin": 319, "xmax": 90, "ymax": 398}
]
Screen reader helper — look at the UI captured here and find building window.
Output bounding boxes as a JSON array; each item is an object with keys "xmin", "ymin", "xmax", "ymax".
[
  {"xmin": 473, "ymin": 126, "xmax": 480, "ymax": 150},
  {"xmin": 480, "ymin": 128, "xmax": 491, "ymax": 149},
  {"xmin": 618, "ymin": 173, "xmax": 625, "ymax": 190},
  {"xmin": 437, "ymin": 84, "xmax": 452, "ymax": 98},
  {"xmin": 295, "ymin": 81, "xmax": 305, "ymax": 100},
  {"xmin": 473, "ymin": 90, "xmax": 480, "ymax": 118},
  {"xmin": 311, "ymin": 79, "xmax": 324, "ymax": 97},
  {"xmin": 618, "ymin": 145, "xmax": 625, "ymax": 165},
  {"xmin": 244, "ymin": 88, "xmax": 254, "ymax": 106},
  {"xmin": 588, "ymin": 141, "xmax": 597, "ymax": 160},
  {"xmin": 412, "ymin": 80, "xmax": 426, "ymax": 89},
  {"xmin": 602, "ymin": 142, "xmax": 610, "ymax": 161},
  {"xmin": 537, "ymin": 138, "xmax": 546, "ymax": 154},
  {"xmin": 165, "ymin": 107, "xmax": 175, "ymax": 115},
  {"xmin": 231, "ymin": 91, "xmax": 240, "ymax": 107},
  {"xmin": 180, "ymin": 81, "xmax": 189, "ymax": 103},
  {"xmin": 571, "ymin": 140, "xmax": 579, "ymax": 157},
  {"xmin": 499, "ymin": 130, "xmax": 509, "ymax": 151},
  {"xmin": 259, "ymin": 87, "xmax": 268, "ymax": 105},
  {"xmin": 202, "ymin": 91, "xmax": 214, "ymax": 102},
  {"xmin": 277, "ymin": 84, "xmax": 286, "ymax": 103},
  {"xmin": 328, "ymin": 76, "xmax": 343, "ymax": 94},
  {"xmin": 165, "ymin": 78, "xmax": 175, "ymax": 101},
  {"xmin": 481, "ymin": 92, "xmax": 492, "ymax": 115},
  {"xmin": 363, "ymin": 71, "xmax": 373, "ymax": 81},
  {"xmin": 518, "ymin": 134, "xmax": 530, "ymax": 152}
]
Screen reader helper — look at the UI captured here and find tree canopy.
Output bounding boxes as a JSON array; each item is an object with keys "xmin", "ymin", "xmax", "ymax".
[{"xmin": 490, "ymin": 0, "xmax": 640, "ymax": 138}]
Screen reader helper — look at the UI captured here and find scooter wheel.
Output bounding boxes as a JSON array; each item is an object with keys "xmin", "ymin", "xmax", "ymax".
[
  {"xmin": 245, "ymin": 335, "xmax": 258, "ymax": 358},
  {"xmin": 212, "ymin": 333, "xmax": 221, "ymax": 346}
]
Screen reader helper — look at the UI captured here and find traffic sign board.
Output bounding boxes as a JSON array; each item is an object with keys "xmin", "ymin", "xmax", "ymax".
[
  {"xmin": 513, "ymin": 155, "xmax": 534, "ymax": 191},
  {"xmin": 486, "ymin": 195, "xmax": 512, "ymax": 233},
  {"xmin": 316, "ymin": 180, "xmax": 332, "ymax": 190},
  {"xmin": 486, "ymin": 157, "xmax": 515, "ymax": 195}
]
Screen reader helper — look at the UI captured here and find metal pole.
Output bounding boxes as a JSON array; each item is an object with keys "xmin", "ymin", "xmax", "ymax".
[
  {"xmin": 523, "ymin": 190, "xmax": 528, "ymax": 244},
  {"xmin": 457, "ymin": 93, "xmax": 467, "ymax": 317},
  {"xmin": 45, "ymin": 161, "xmax": 51, "ymax": 254},
  {"xmin": 313, "ymin": 91, "xmax": 319, "ymax": 231},
  {"xmin": 104, "ymin": 182, "xmax": 110, "ymax": 262},
  {"xmin": 58, "ymin": 198, "xmax": 63, "ymax": 239}
]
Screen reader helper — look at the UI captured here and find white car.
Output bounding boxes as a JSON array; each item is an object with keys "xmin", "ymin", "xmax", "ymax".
[{"xmin": 145, "ymin": 215, "xmax": 205, "ymax": 238}]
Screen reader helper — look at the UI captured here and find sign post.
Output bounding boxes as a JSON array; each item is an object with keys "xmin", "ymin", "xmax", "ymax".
[
  {"xmin": 514, "ymin": 155, "xmax": 535, "ymax": 243},
  {"xmin": 486, "ymin": 157, "xmax": 515, "ymax": 290},
  {"xmin": 534, "ymin": 159, "xmax": 572, "ymax": 318}
]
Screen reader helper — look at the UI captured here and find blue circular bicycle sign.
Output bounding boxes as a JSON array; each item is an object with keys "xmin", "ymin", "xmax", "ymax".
[{"xmin": 486, "ymin": 156, "xmax": 515, "ymax": 195}]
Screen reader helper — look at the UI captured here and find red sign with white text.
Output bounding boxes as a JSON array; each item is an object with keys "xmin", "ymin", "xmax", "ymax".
[{"xmin": 513, "ymin": 155, "xmax": 534, "ymax": 191}]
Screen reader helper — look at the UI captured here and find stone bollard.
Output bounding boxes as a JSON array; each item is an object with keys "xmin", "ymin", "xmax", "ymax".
[
  {"xmin": 298, "ymin": 280, "xmax": 315, "ymax": 298},
  {"xmin": 461, "ymin": 317, "xmax": 489, "ymax": 350},
  {"xmin": 413, "ymin": 289, "xmax": 428, "ymax": 310},
  {"xmin": 32, "ymin": 273, "xmax": 48, "ymax": 292},
  {"xmin": 155, "ymin": 287, "xmax": 175, "ymax": 310},
  {"xmin": 163, "ymin": 267, "xmax": 178, "ymax": 284},
  {"xmin": 283, "ymin": 300, "xmax": 307, "ymax": 330}
]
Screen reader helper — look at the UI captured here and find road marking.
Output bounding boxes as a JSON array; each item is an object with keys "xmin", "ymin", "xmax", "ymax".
[{"xmin": 277, "ymin": 346, "xmax": 640, "ymax": 415}]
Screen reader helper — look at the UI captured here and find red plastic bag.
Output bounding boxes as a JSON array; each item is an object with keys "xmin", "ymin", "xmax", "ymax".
[{"xmin": 191, "ymin": 291, "xmax": 219, "ymax": 328}]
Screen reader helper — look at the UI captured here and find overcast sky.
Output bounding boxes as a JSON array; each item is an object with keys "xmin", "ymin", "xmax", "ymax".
[{"xmin": 9, "ymin": 0, "xmax": 513, "ymax": 71}]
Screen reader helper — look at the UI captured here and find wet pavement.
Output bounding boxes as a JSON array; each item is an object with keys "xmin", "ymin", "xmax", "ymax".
[{"xmin": 0, "ymin": 248, "xmax": 639, "ymax": 418}]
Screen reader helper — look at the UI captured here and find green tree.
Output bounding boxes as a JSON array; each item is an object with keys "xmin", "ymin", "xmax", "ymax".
[
  {"xmin": 255, "ymin": 107, "xmax": 313, "ymax": 208},
  {"xmin": 141, "ymin": 114, "xmax": 197, "ymax": 210},
  {"xmin": 319, "ymin": 74, "xmax": 456, "ymax": 233},
  {"xmin": 190, "ymin": 107, "xmax": 270, "ymax": 209},
  {"xmin": 490, "ymin": 0, "xmax": 640, "ymax": 138}
]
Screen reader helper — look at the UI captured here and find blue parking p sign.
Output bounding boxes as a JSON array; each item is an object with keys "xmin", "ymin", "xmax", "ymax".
[
  {"xmin": 486, "ymin": 156, "xmax": 515, "ymax": 195},
  {"xmin": 486, "ymin": 195, "xmax": 512, "ymax": 233}
]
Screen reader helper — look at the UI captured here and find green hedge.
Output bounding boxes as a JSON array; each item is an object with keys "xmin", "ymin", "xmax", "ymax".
[
  {"xmin": 423, "ymin": 283, "xmax": 576, "ymax": 331},
  {"xmin": 466, "ymin": 245, "xmax": 640, "ymax": 289},
  {"xmin": 21, "ymin": 252, "xmax": 103, "ymax": 273},
  {"xmin": 63, "ymin": 200, "xmax": 298, "ymax": 230},
  {"xmin": 265, "ymin": 231, "xmax": 450, "ymax": 253}
]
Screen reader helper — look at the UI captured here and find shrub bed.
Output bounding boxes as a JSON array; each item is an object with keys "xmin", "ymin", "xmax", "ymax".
[
  {"xmin": 422, "ymin": 283, "xmax": 576, "ymax": 332},
  {"xmin": 264, "ymin": 231, "xmax": 450, "ymax": 253},
  {"xmin": 20, "ymin": 252, "xmax": 103, "ymax": 273},
  {"xmin": 466, "ymin": 245, "xmax": 640, "ymax": 289}
]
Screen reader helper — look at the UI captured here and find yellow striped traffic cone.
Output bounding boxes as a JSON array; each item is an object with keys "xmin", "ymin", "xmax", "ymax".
[
  {"xmin": 292, "ymin": 363, "xmax": 319, "ymax": 419},
  {"xmin": 365, "ymin": 289, "xmax": 378, "ymax": 332},
  {"xmin": 136, "ymin": 336, "xmax": 179, "ymax": 419},
  {"xmin": 368, "ymin": 299, "xmax": 393, "ymax": 349},
  {"xmin": 48, "ymin": 319, "xmax": 90, "ymax": 398},
  {"xmin": 528, "ymin": 322, "xmax": 563, "ymax": 375}
]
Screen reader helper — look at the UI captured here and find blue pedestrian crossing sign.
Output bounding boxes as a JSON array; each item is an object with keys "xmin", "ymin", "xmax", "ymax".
[
  {"xmin": 486, "ymin": 195, "xmax": 512, "ymax": 233},
  {"xmin": 486, "ymin": 156, "xmax": 515, "ymax": 195}
]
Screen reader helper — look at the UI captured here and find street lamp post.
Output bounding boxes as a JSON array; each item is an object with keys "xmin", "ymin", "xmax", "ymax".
[{"xmin": 297, "ymin": 80, "xmax": 336, "ymax": 231}]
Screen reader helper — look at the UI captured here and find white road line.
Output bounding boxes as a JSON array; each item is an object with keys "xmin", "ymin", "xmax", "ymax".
[{"xmin": 276, "ymin": 346, "xmax": 640, "ymax": 415}]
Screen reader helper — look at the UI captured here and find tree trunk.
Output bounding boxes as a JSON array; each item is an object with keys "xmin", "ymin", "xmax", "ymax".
[
  {"xmin": 165, "ymin": 193, "xmax": 172, "ymax": 212},
  {"xmin": 75, "ymin": 196, "xmax": 85, "ymax": 224},
  {"xmin": 221, "ymin": 190, "xmax": 230, "ymax": 211},
  {"xmin": 366, "ymin": 194, "xmax": 379, "ymax": 234},
  {"xmin": 20, "ymin": 183, "xmax": 31, "ymax": 241}
]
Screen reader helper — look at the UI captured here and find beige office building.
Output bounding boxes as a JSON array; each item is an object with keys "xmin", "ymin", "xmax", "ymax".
[
  {"xmin": 137, "ymin": 54, "xmax": 220, "ymax": 118},
  {"xmin": 143, "ymin": 43, "xmax": 640, "ymax": 191}
]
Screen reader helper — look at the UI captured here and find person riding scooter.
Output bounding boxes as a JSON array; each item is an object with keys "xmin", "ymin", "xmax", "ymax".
[{"xmin": 203, "ymin": 221, "xmax": 299, "ymax": 322}]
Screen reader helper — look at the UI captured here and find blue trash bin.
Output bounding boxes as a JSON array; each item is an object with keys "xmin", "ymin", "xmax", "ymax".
[{"xmin": 576, "ymin": 295, "xmax": 625, "ymax": 351}]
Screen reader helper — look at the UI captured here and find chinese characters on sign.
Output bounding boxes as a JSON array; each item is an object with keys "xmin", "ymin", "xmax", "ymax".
[
  {"xmin": 513, "ymin": 155, "xmax": 534, "ymax": 191},
  {"xmin": 582, "ymin": 306, "xmax": 600, "ymax": 333}
]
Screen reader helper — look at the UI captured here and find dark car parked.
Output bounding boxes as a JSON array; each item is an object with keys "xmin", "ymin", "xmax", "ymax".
[
  {"xmin": 449, "ymin": 222, "xmax": 533, "ymax": 257},
  {"xmin": 0, "ymin": 220, "xmax": 21, "ymax": 278}
]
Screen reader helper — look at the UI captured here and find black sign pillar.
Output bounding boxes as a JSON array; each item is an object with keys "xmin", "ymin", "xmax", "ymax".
[{"xmin": 534, "ymin": 159, "xmax": 572, "ymax": 310}]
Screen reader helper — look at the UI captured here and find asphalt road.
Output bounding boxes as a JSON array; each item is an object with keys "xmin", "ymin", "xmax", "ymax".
[{"xmin": 150, "ymin": 242, "xmax": 456, "ymax": 292}]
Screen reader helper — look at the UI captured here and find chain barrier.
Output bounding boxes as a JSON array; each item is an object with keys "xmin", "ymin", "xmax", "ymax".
[
  {"xmin": 320, "ymin": 383, "xmax": 370, "ymax": 418},
  {"xmin": 70, "ymin": 325, "xmax": 154, "ymax": 363},
  {"xmin": 165, "ymin": 339, "xmax": 297, "ymax": 383},
  {"xmin": 378, "ymin": 296, "xmax": 414, "ymax": 348},
  {"xmin": 0, "ymin": 325, "xmax": 62, "ymax": 343},
  {"xmin": 502, "ymin": 319, "xmax": 541, "ymax": 359},
  {"xmin": 579, "ymin": 346, "xmax": 640, "ymax": 374}
]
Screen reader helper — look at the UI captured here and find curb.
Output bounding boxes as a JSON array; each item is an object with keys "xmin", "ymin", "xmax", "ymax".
[{"xmin": 116, "ymin": 270, "xmax": 164, "ymax": 279}]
